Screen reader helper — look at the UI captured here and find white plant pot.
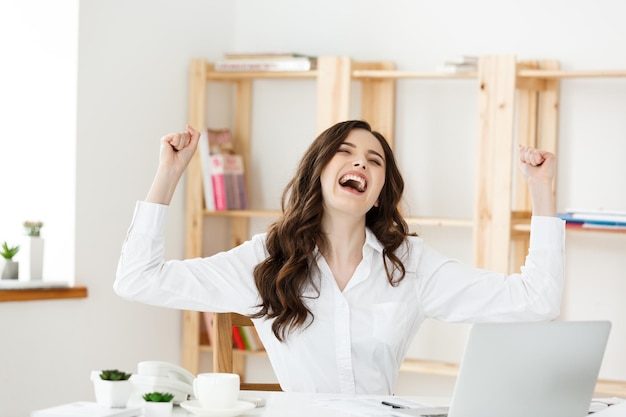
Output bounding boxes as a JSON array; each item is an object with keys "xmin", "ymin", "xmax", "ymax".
[
  {"xmin": 20, "ymin": 236, "xmax": 44, "ymax": 281},
  {"xmin": 92, "ymin": 378, "xmax": 133, "ymax": 408},
  {"xmin": 0, "ymin": 259, "xmax": 19, "ymax": 280},
  {"xmin": 143, "ymin": 401, "xmax": 173, "ymax": 417}
]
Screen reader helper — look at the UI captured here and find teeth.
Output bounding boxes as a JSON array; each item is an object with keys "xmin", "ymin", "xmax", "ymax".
[{"xmin": 339, "ymin": 174, "xmax": 366, "ymax": 192}]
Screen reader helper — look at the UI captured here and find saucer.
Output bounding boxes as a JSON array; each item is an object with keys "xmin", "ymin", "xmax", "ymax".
[{"xmin": 180, "ymin": 400, "xmax": 256, "ymax": 417}]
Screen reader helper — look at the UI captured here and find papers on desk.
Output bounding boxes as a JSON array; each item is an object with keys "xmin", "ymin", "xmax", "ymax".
[
  {"xmin": 314, "ymin": 397, "xmax": 433, "ymax": 417},
  {"xmin": 589, "ymin": 397, "xmax": 625, "ymax": 415},
  {"xmin": 31, "ymin": 401, "xmax": 141, "ymax": 417}
]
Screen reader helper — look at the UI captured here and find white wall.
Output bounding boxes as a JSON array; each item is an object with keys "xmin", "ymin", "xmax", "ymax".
[
  {"xmin": 2, "ymin": 1, "xmax": 626, "ymax": 416},
  {"xmin": 0, "ymin": 1, "xmax": 236, "ymax": 416}
]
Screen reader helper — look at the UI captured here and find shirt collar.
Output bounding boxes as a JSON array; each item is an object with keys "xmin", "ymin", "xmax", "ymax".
[{"xmin": 364, "ymin": 227, "xmax": 384, "ymax": 254}]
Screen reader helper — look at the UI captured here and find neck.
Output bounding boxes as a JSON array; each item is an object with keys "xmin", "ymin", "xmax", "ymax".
[{"xmin": 320, "ymin": 212, "xmax": 366, "ymax": 263}]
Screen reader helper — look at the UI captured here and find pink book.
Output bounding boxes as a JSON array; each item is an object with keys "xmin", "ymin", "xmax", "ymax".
[{"xmin": 210, "ymin": 155, "xmax": 227, "ymax": 211}]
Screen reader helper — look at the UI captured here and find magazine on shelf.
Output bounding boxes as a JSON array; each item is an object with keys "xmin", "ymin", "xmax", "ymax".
[{"xmin": 215, "ymin": 56, "xmax": 317, "ymax": 72}]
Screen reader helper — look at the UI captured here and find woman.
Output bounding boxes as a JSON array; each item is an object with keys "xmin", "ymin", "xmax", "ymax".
[{"xmin": 115, "ymin": 120, "xmax": 564, "ymax": 394}]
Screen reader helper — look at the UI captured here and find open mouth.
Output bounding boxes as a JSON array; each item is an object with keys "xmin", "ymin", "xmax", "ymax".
[{"xmin": 339, "ymin": 173, "xmax": 367, "ymax": 193}]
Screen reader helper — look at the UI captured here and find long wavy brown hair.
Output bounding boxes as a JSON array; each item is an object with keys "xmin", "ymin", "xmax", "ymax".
[{"xmin": 251, "ymin": 120, "xmax": 412, "ymax": 341}]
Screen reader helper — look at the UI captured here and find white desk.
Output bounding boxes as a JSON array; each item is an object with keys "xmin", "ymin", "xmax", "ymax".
[{"xmin": 172, "ymin": 391, "xmax": 448, "ymax": 417}]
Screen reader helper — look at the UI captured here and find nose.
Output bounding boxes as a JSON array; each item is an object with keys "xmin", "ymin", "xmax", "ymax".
[{"xmin": 353, "ymin": 162, "xmax": 366, "ymax": 170}]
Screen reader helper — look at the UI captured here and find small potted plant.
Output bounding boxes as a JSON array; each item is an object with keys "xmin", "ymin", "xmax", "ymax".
[
  {"xmin": 91, "ymin": 369, "xmax": 133, "ymax": 408},
  {"xmin": 23, "ymin": 221, "xmax": 43, "ymax": 237},
  {"xmin": 142, "ymin": 392, "xmax": 175, "ymax": 417},
  {"xmin": 22, "ymin": 220, "xmax": 44, "ymax": 280},
  {"xmin": 1, "ymin": 242, "xmax": 20, "ymax": 279}
]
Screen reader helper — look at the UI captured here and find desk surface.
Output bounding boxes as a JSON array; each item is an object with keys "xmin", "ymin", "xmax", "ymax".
[{"xmin": 170, "ymin": 391, "xmax": 448, "ymax": 417}]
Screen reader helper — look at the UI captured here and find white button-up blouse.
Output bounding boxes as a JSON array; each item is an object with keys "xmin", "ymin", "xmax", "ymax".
[{"xmin": 115, "ymin": 201, "xmax": 565, "ymax": 395}]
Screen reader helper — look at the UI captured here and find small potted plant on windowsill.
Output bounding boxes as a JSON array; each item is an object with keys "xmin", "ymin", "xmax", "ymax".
[
  {"xmin": 22, "ymin": 220, "xmax": 44, "ymax": 280},
  {"xmin": 142, "ymin": 392, "xmax": 175, "ymax": 417},
  {"xmin": 1, "ymin": 242, "xmax": 20, "ymax": 279},
  {"xmin": 91, "ymin": 369, "xmax": 133, "ymax": 408}
]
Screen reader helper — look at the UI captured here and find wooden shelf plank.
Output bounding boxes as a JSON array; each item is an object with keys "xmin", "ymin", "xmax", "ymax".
[
  {"xmin": 596, "ymin": 379, "xmax": 626, "ymax": 397},
  {"xmin": 400, "ymin": 358, "xmax": 459, "ymax": 376},
  {"xmin": 353, "ymin": 70, "xmax": 477, "ymax": 80},
  {"xmin": 518, "ymin": 69, "xmax": 626, "ymax": 79},
  {"xmin": 0, "ymin": 286, "xmax": 88, "ymax": 302}
]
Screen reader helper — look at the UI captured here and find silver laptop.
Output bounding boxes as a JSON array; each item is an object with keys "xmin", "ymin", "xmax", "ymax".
[{"xmin": 399, "ymin": 321, "xmax": 611, "ymax": 417}]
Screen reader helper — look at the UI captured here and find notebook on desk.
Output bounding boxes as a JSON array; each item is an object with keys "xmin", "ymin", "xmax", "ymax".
[{"xmin": 398, "ymin": 320, "xmax": 611, "ymax": 417}]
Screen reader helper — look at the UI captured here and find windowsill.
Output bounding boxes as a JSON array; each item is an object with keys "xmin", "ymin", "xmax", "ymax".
[{"xmin": 0, "ymin": 286, "xmax": 88, "ymax": 302}]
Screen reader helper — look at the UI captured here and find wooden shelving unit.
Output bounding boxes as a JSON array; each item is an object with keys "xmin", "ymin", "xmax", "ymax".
[{"xmin": 183, "ymin": 55, "xmax": 626, "ymax": 396}]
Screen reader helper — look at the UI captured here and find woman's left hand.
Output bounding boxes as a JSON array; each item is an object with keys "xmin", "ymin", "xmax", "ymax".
[{"xmin": 518, "ymin": 145, "xmax": 556, "ymax": 183}]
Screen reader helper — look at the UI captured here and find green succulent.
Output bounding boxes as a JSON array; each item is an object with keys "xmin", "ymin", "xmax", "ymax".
[
  {"xmin": 142, "ymin": 392, "xmax": 175, "ymax": 402},
  {"xmin": 99, "ymin": 369, "xmax": 132, "ymax": 381},
  {"xmin": 1, "ymin": 242, "xmax": 19, "ymax": 260}
]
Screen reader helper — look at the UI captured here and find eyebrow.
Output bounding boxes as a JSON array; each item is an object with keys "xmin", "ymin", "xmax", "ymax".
[{"xmin": 341, "ymin": 141, "xmax": 385, "ymax": 161}]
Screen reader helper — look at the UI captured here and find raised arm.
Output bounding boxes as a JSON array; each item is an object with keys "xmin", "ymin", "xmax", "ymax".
[
  {"xmin": 518, "ymin": 145, "xmax": 556, "ymax": 217},
  {"xmin": 146, "ymin": 124, "xmax": 200, "ymax": 205}
]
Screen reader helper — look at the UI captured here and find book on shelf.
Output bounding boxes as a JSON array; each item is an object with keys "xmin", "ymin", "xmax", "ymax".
[
  {"xmin": 442, "ymin": 55, "xmax": 479, "ymax": 66},
  {"xmin": 557, "ymin": 212, "xmax": 626, "ymax": 229},
  {"xmin": 437, "ymin": 63, "xmax": 477, "ymax": 74},
  {"xmin": 224, "ymin": 52, "xmax": 315, "ymax": 60},
  {"xmin": 232, "ymin": 326, "xmax": 246, "ymax": 350},
  {"xmin": 240, "ymin": 326, "xmax": 263, "ymax": 351},
  {"xmin": 210, "ymin": 153, "xmax": 247, "ymax": 211},
  {"xmin": 563, "ymin": 208, "xmax": 626, "ymax": 223},
  {"xmin": 437, "ymin": 55, "xmax": 478, "ymax": 74},
  {"xmin": 214, "ymin": 56, "xmax": 317, "ymax": 72},
  {"xmin": 231, "ymin": 326, "xmax": 263, "ymax": 351},
  {"xmin": 199, "ymin": 128, "xmax": 247, "ymax": 211},
  {"xmin": 198, "ymin": 129, "xmax": 216, "ymax": 211}
]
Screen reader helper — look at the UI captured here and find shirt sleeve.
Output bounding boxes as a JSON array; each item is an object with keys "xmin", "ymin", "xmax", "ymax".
[
  {"xmin": 114, "ymin": 201, "xmax": 266, "ymax": 314},
  {"xmin": 416, "ymin": 216, "xmax": 565, "ymax": 322}
]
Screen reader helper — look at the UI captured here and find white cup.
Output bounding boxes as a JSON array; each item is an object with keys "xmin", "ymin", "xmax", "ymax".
[{"xmin": 193, "ymin": 373, "xmax": 240, "ymax": 409}]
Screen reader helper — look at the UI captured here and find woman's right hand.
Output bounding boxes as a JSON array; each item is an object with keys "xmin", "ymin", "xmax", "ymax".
[
  {"xmin": 159, "ymin": 124, "xmax": 200, "ymax": 174},
  {"xmin": 146, "ymin": 124, "xmax": 200, "ymax": 205}
]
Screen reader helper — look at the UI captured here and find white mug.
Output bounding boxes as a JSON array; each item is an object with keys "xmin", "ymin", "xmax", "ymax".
[{"xmin": 193, "ymin": 372, "xmax": 240, "ymax": 409}]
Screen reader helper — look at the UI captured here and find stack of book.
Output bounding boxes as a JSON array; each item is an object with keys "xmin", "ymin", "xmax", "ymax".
[
  {"xmin": 198, "ymin": 128, "xmax": 247, "ymax": 211},
  {"xmin": 202, "ymin": 312, "xmax": 264, "ymax": 352},
  {"xmin": 437, "ymin": 55, "xmax": 478, "ymax": 74},
  {"xmin": 557, "ymin": 208, "xmax": 626, "ymax": 231},
  {"xmin": 232, "ymin": 325, "xmax": 264, "ymax": 351},
  {"xmin": 214, "ymin": 52, "xmax": 317, "ymax": 72}
]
